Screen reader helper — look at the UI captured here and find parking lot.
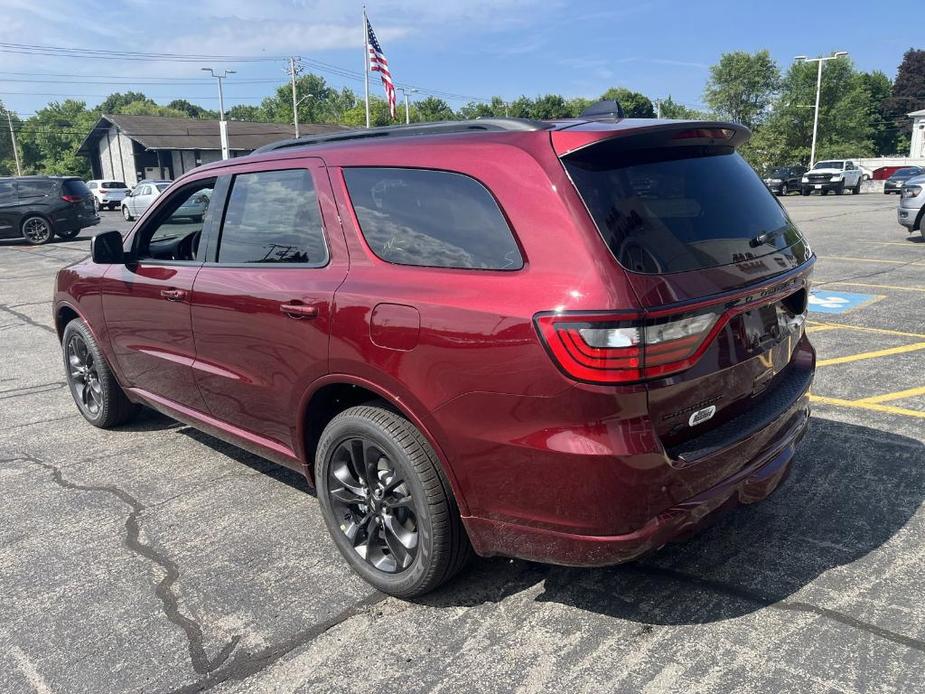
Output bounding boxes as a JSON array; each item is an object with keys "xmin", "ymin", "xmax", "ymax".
[{"xmin": 0, "ymin": 195, "xmax": 923, "ymax": 693}]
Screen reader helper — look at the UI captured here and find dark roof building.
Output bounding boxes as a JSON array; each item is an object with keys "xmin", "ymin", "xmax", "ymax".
[{"xmin": 78, "ymin": 114, "xmax": 344, "ymax": 185}]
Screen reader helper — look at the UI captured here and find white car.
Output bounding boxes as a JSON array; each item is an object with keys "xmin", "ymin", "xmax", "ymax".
[
  {"xmin": 86, "ymin": 180, "xmax": 129, "ymax": 211},
  {"xmin": 121, "ymin": 181, "xmax": 171, "ymax": 221},
  {"xmin": 800, "ymin": 160, "xmax": 864, "ymax": 196}
]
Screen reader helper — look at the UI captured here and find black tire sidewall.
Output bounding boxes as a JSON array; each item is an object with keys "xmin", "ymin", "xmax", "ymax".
[
  {"xmin": 316, "ymin": 409, "xmax": 439, "ymax": 596},
  {"xmin": 21, "ymin": 215, "xmax": 53, "ymax": 245},
  {"xmin": 62, "ymin": 318, "xmax": 133, "ymax": 428}
]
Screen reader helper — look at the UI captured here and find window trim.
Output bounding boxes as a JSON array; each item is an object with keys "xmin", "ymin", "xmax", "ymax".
[
  {"xmin": 208, "ymin": 167, "xmax": 331, "ymax": 269},
  {"xmin": 129, "ymin": 176, "xmax": 218, "ymax": 267},
  {"xmin": 341, "ymin": 165, "xmax": 525, "ymax": 272}
]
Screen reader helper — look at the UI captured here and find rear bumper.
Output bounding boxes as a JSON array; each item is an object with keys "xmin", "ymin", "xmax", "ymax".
[{"xmin": 464, "ymin": 402, "xmax": 809, "ymax": 566}]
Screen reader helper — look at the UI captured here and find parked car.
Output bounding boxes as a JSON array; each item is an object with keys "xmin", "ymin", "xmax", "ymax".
[
  {"xmin": 54, "ymin": 115, "xmax": 815, "ymax": 597},
  {"xmin": 0, "ymin": 176, "xmax": 99, "ymax": 245},
  {"xmin": 121, "ymin": 181, "xmax": 171, "ymax": 221},
  {"xmin": 86, "ymin": 179, "xmax": 129, "ymax": 210},
  {"xmin": 800, "ymin": 160, "xmax": 863, "ymax": 195},
  {"xmin": 847, "ymin": 160, "xmax": 872, "ymax": 181},
  {"xmin": 896, "ymin": 173, "xmax": 925, "ymax": 236},
  {"xmin": 883, "ymin": 167, "xmax": 924, "ymax": 194},
  {"xmin": 763, "ymin": 165, "xmax": 806, "ymax": 196}
]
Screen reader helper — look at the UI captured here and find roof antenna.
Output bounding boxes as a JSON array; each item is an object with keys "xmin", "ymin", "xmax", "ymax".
[{"xmin": 579, "ymin": 99, "xmax": 625, "ymax": 121}]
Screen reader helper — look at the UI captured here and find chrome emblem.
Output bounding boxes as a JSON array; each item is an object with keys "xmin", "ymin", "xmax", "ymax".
[{"xmin": 688, "ymin": 405, "xmax": 717, "ymax": 427}]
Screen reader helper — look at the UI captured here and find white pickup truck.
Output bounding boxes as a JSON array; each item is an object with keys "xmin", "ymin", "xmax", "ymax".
[{"xmin": 800, "ymin": 160, "xmax": 864, "ymax": 196}]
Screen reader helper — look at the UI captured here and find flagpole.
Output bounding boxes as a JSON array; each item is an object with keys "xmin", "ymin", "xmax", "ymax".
[{"xmin": 363, "ymin": 6, "xmax": 370, "ymax": 129}]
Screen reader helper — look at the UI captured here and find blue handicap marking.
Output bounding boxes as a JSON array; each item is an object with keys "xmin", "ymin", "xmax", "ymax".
[{"xmin": 808, "ymin": 290, "xmax": 881, "ymax": 314}]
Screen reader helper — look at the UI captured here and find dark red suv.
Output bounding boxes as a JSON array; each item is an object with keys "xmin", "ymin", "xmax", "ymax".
[{"xmin": 55, "ymin": 111, "xmax": 814, "ymax": 597}]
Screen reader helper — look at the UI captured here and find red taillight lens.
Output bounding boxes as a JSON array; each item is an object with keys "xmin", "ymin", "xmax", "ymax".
[
  {"xmin": 61, "ymin": 194, "xmax": 82, "ymax": 203},
  {"xmin": 535, "ymin": 310, "xmax": 721, "ymax": 385},
  {"xmin": 672, "ymin": 128, "xmax": 734, "ymax": 141}
]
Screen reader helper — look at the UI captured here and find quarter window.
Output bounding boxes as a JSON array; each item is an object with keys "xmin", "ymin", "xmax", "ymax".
[
  {"xmin": 217, "ymin": 169, "xmax": 328, "ymax": 265},
  {"xmin": 343, "ymin": 167, "xmax": 522, "ymax": 270}
]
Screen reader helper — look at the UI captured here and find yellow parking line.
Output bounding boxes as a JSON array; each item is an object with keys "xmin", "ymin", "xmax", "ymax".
[
  {"xmin": 809, "ymin": 394, "xmax": 925, "ymax": 419},
  {"xmin": 805, "ymin": 324, "xmax": 844, "ymax": 334},
  {"xmin": 822, "ymin": 282, "xmax": 925, "ymax": 293},
  {"xmin": 816, "ymin": 341, "xmax": 925, "ymax": 367},
  {"xmin": 824, "ymin": 256, "xmax": 922, "ymax": 265},
  {"xmin": 807, "ymin": 321, "xmax": 925, "ymax": 340},
  {"xmin": 856, "ymin": 385, "xmax": 925, "ymax": 404}
]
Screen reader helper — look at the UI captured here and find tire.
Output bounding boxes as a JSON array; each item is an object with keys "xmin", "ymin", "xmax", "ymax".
[
  {"xmin": 92, "ymin": 198, "xmax": 100, "ymax": 212},
  {"xmin": 20, "ymin": 215, "xmax": 53, "ymax": 245},
  {"xmin": 835, "ymin": 182, "xmax": 845, "ymax": 195},
  {"xmin": 315, "ymin": 405, "xmax": 471, "ymax": 598},
  {"xmin": 852, "ymin": 179, "xmax": 861, "ymax": 195},
  {"xmin": 122, "ymin": 205, "xmax": 133, "ymax": 221},
  {"xmin": 780, "ymin": 183, "xmax": 789, "ymax": 196},
  {"xmin": 62, "ymin": 319, "xmax": 138, "ymax": 428},
  {"xmin": 56, "ymin": 228, "xmax": 81, "ymax": 240},
  {"xmin": 821, "ymin": 189, "xmax": 828, "ymax": 196},
  {"xmin": 801, "ymin": 187, "xmax": 810, "ymax": 196}
]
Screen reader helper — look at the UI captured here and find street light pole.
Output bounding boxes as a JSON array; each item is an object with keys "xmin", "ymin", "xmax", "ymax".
[
  {"xmin": 202, "ymin": 67, "xmax": 236, "ymax": 160},
  {"xmin": 400, "ymin": 88, "xmax": 418, "ymax": 124},
  {"xmin": 288, "ymin": 57, "xmax": 303, "ymax": 138},
  {"xmin": 5, "ymin": 109, "xmax": 21, "ymax": 176},
  {"xmin": 794, "ymin": 51, "xmax": 848, "ymax": 167}
]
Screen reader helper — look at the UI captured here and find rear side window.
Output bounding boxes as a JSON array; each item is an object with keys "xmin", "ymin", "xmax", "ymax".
[
  {"xmin": 343, "ymin": 167, "xmax": 522, "ymax": 270},
  {"xmin": 17, "ymin": 179, "xmax": 56, "ymax": 198},
  {"xmin": 563, "ymin": 147, "xmax": 803, "ymax": 274},
  {"xmin": 217, "ymin": 169, "xmax": 328, "ymax": 265},
  {"xmin": 62, "ymin": 179, "xmax": 91, "ymax": 197}
]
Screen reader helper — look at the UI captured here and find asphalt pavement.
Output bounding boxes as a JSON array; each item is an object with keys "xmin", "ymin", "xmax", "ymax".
[{"xmin": 0, "ymin": 198, "xmax": 923, "ymax": 693}]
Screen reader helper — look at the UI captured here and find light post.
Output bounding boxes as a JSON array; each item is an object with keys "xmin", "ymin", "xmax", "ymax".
[
  {"xmin": 202, "ymin": 67, "xmax": 236, "ymax": 160},
  {"xmin": 400, "ymin": 88, "xmax": 418, "ymax": 124},
  {"xmin": 794, "ymin": 51, "xmax": 848, "ymax": 167},
  {"xmin": 293, "ymin": 93, "xmax": 314, "ymax": 137},
  {"xmin": 4, "ymin": 108, "xmax": 21, "ymax": 176}
]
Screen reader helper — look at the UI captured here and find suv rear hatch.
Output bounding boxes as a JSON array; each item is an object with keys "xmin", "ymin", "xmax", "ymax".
[{"xmin": 554, "ymin": 122, "xmax": 814, "ymax": 469}]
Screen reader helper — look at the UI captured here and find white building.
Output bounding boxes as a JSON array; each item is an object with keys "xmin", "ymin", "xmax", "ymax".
[{"xmin": 909, "ymin": 108, "xmax": 925, "ymax": 159}]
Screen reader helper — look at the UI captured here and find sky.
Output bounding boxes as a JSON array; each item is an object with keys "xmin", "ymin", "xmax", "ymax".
[{"xmin": 0, "ymin": 0, "xmax": 919, "ymax": 117}]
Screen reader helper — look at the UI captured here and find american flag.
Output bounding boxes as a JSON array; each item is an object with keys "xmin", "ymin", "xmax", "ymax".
[{"xmin": 366, "ymin": 16, "xmax": 396, "ymax": 119}]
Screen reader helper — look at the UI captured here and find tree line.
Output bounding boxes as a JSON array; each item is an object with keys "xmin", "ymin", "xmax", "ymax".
[{"xmin": 1, "ymin": 48, "xmax": 923, "ymax": 179}]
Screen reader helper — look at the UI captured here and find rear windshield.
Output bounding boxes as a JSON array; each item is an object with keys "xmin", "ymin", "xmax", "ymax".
[
  {"xmin": 101, "ymin": 181, "xmax": 127, "ymax": 189},
  {"xmin": 156, "ymin": 183, "xmax": 170, "ymax": 192},
  {"xmin": 564, "ymin": 147, "xmax": 804, "ymax": 274},
  {"xmin": 893, "ymin": 168, "xmax": 920, "ymax": 176},
  {"xmin": 62, "ymin": 179, "xmax": 91, "ymax": 196}
]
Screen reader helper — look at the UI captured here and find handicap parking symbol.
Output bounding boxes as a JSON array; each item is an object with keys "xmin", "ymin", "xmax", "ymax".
[{"xmin": 808, "ymin": 290, "xmax": 881, "ymax": 314}]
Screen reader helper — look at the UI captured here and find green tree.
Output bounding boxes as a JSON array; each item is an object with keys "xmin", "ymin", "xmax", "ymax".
[
  {"xmin": 704, "ymin": 50, "xmax": 780, "ymax": 128},
  {"xmin": 506, "ymin": 96, "xmax": 536, "ymax": 119},
  {"xmin": 412, "ymin": 96, "xmax": 456, "ymax": 122},
  {"xmin": 0, "ymin": 100, "xmax": 22, "ymax": 175},
  {"xmin": 97, "ymin": 91, "xmax": 152, "ymax": 114},
  {"xmin": 458, "ymin": 96, "xmax": 508, "ymax": 119},
  {"xmin": 166, "ymin": 99, "xmax": 217, "ymax": 119},
  {"xmin": 858, "ymin": 70, "xmax": 897, "ymax": 155},
  {"xmin": 529, "ymin": 94, "xmax": 572, "ymax": 119},
  {"xmin": 342, "ymin": 96, "xmax": 393, "ymax": 127},
  {"xmin": 886, "ymin": 49, "xmax": 925, "ymax": 143},
  {"xmin": 656, "ymin": 95, "xmax": 709, "ymax": 120},
  {"xmin": 117, "ymin": 100, "xmax": 189, "ymax": 118},
  {"xmin": 226, "ymin": 104, "xmax": 263, "ymax": 121},
  {"xmin": 259, "ymin": 73, "xmax": 357, "ymax": 125},
  {"xmin": 566, "ymin": 97, "xmax": 594, "ymax": 117},
  {"xmin": 18, "ymin": 99, "xmax": 96, "ymax": 177},
  {"xmin": 600, "ymin": 87, "xmax": 655, "ymax": 118}
]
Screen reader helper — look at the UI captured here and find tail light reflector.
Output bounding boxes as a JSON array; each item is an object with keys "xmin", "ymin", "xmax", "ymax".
[
  {"xmin": 61, "ymin": 194, "xmax": 82, "ymax": 203},
  {"xmin": 535, "ymin": 310, "xmax": 721, "ymax": 384}
]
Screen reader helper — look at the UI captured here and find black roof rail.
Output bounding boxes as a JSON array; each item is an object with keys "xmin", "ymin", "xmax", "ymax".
[
  {"xmin": 578, "ymin": 99, "xmax": 625, "ymax": 121},
  {"xmin": 252, "ymin": 117, "xmax": 550, "ymax": 154}
]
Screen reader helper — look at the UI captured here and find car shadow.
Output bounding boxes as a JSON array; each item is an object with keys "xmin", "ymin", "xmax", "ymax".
[{"xmin": 420, "ymin": 417, "xmax": 924, "ymax": 625}]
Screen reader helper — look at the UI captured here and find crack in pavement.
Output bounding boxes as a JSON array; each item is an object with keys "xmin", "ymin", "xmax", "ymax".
[
  {"xmin": 629, "ymin": 565, "xmax": 925, "ymax": 653},
  {"xmin": 0, "ymin": 304, "xmax": 56, "ymax": 335},
  {"xmin": 168, "ymin": 591, "xmax": 388, "ymax": 693},
  {"xmin": 10, "ymin": 454, "xmax": 242, "ymax": 675},
  {"xmin": 0, "ymin": 381, "xmax": 67, "ymax": 400}
]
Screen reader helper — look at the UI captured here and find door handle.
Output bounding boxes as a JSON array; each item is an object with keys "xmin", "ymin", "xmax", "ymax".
[
  {"xmin": 160, "ymin": 288, "xmax": 187, "ymax": 302},
  {"xmin": 280, "ymin": 302, "xmax": 319, "ymax": 319}
]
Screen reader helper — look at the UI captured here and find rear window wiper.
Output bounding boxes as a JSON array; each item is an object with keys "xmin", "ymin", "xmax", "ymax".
[{"xmin": 749, "ymin": 228, "xmax": 785, "ymax": 248}]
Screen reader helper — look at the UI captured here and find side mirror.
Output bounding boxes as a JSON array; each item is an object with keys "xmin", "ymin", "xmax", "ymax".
[{"xmin": 91, "ymin": 230, "xmax": 126, "ymax": 264}]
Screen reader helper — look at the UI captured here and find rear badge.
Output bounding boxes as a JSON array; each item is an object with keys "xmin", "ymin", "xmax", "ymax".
[{"xmin": 688, "ymin": 405, "xmax": 717, "ymax": 427}]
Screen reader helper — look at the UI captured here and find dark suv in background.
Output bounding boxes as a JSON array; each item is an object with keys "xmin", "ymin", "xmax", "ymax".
[
  {"xmin": 763, "ymin": 165, "xmax": 806, "ymax": 196},
  {"xmin": 0, "ymin": 176, "xmax": 99, "ymax": 244},
  {"xmin": 54, "ymin": 109, "xmax": 815, "ymax": 597}
]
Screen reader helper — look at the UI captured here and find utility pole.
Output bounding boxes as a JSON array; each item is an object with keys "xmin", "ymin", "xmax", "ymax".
[
  {"xmin": 288, "ymin": 57, "xmax": 303, "ymax": 138},
  {"xmin": 793, "ymin": 51, "xmax": 848, "ymax": 167},
  {"xmin": 654, "ymin": 99, "xmax": 662, "ymax": 119},
  {"xmin": 400, "ymin": 88, "xmax": 418, "ymax": 124},
  {"xmin": 202, "ymin": 67, "xmax": 236, "ymax": 160},
  {"xmin": 5, "ymin": 109, "xmax": 21, "ymax": 176}
]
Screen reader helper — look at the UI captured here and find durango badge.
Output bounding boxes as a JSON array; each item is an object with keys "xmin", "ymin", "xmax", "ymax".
[{"xmin": 689, "ymin": 405, "xmax": 717, "ymax": 427}]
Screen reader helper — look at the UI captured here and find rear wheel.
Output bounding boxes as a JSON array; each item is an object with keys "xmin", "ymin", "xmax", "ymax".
[
  {"xmin": 21, "ymin": 215, "xmax": 53, "ymax": 245},
  {"xmin": 780, "ymin": 183, "xmax": 789, "ymax": 196},
  {"xmin": 315, "ymin": 405, "xmax": 471, "ymax": 597},
  {"xmin": 122, "ymin": 205, "xmax": 133, "ymax": 221},
  {"xmin": 801, "ymin": 187, "xmax": 810, "ymax": 196},
  {"xmin": 62, "ymin": 319, "xmax": 137, "ymax": 428},
  {"xmin": 821, "ymin": 189, "xmax": 829, "ymax": 196}
]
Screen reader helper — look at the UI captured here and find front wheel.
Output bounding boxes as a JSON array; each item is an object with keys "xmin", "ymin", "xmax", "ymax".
[
  {"xmin": 801, "ymin": 187, "xmax": 810, "ymax": 196},
  {"xmin": 780, "ymin": 183, "xmax": 789, "ymax": 196},
  {"xmin": 316, "ymin": 405, "xmax": 471, "ymax": 597},
  {"xmin": 852, "ymin": 179, "xmax": 862, "ymax": 195},
  {"xmin": 62, "ymin": 319, "xmax": 138, "ymax": 428},
  {"xmin": 122, "ymin": 205, "xmax": 133, "ymax": 221}
]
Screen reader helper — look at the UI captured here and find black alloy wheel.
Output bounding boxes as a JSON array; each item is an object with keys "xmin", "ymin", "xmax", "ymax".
[
  {"xmin": 66, "ymin": 332, "xmax": 104, "ymax": 419},
  {"xmin": 21, "ymin": 216, "xmax": 53, "ymax": 245},
  {"xmin": 327, "ymin": 436, "xmax": 419, "ymax": 573}
]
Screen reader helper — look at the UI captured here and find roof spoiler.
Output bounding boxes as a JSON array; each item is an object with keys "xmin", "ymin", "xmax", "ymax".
[
  {"xmin": 553, "ymin": 121, "xmax": 751, "ymax": 157},
  {"xmin": 578, "ymin": 99, "xmax": 625, "ymax": 121}
]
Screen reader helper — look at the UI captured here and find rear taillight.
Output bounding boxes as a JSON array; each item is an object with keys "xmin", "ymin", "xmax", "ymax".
[
  {"xmin": 61, "ymin": 194, "xmax": 82, "ymax": 203},
  {"xmin": 672, "ymin": 127, "xmax": 735, "ymax": 141},
  {"xmin": 535, "ymin": 310, "xmax": 721, "ymax": 384}
]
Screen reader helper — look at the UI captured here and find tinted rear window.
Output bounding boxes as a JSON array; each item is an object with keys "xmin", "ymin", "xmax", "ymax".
[
  {"xmin": 344, "ymin": 168, "xmax": 523, "ymax": 270},
  {"xmin": 564, "ymin": 147, "xmax": 803, "ymax": 274},
  {"xmin": 101, "ymin": 181, "xmax": 127, "ymax": 189},
  {"xmin": 62, "ymin": 179, "xmax": 91, "ymax": 196},
  {"xmin": 17, "ymin": 179, "xmax": 57, "ymax": 197},
  {"xmin": 893, "ymin": 168, "xmax": 921, "ymax": 177}
]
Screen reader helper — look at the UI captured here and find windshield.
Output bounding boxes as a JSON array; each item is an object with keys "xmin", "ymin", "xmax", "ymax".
[
  {"xmin": 564, "ymin": 146, "xmax": 804, "ymax": 274},
  {"xmin": 813, "ymin": 161, "xmax": 843, "ymax": 170}
]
